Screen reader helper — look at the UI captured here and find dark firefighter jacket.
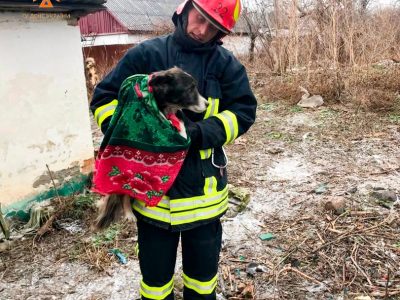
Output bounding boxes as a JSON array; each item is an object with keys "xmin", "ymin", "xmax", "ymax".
[{"xmin": 90, "ymin": 14, "xmax": 257, "ymax": 232}]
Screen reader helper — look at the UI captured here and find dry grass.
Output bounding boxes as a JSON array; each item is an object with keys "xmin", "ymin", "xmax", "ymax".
[
  {"xmin": 266, "ymin": 206, "xmax": 400, "ymax": 299},
  {"xmin": 0, "ymin": 194, "xmax": 137, "ymax": 274},
  {"xmin": 250, "ymin": 68, "xmax": 345, "ymax": 104},
  {"xmin": 248, "ymin": 65, "xmax": 400, "ymax": 112},
  {"xmin": 241, "ymin": 1, "xmax": 400, "ymax": 111},
  {"xmin": 218, "ymin": 202, "xmax": 400, "ymax": 299}
]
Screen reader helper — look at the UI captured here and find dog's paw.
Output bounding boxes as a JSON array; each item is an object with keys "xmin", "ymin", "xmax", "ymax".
[
  {"xmin": 122, "ymin": 211, "xmax": 137, "ymax": 233},
  {"xmin": 123, "ymin": 210, "xmax": 136, "ymax": 222}
]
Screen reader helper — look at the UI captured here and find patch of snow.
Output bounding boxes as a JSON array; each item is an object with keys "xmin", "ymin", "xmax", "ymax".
[
  {"xmin": 62, "ymin": 261, "xmax": 141, "ymax": 300},
  {"xmin": 287, "ymin": 113, "xmax": 318, "ymax": 127},
  {"xmin": 267, "ymin": 157, "xmax": 311, "ymax": 182}
]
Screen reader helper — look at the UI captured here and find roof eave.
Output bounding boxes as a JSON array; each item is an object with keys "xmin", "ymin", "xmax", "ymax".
[{"xmin": 0, "ymin": 2, "xmax": 106, "ymax": 16}]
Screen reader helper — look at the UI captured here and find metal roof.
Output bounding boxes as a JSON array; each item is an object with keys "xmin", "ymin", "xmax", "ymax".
[
  {"xmin": 103, "ymin": 0, "xmax": 249, "ymax": 33},
  {"xmin": 104, "ymin": 0, "xmax": 180, "ymax": 32}
]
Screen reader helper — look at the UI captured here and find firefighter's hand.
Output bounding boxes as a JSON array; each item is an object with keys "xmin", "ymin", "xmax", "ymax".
[{"xmin": 180, "ymin": 113, "xmax": 202, "ymax": 149}]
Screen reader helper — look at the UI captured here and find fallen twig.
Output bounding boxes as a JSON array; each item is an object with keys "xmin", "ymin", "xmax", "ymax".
[
  {"xmin": 0, "ymin": 203, "xmax": 10, "ymax": 239},
  {"xmin": 350, "ymin": 243, "xmax": 373, "ymax": 286},
  {"xmin": 46, "ymin": 164, "xmax": 62, "ymax": 202},
  {"xmin": 278, "ymin": 266, "xmax": 323, "ymax": 285}
]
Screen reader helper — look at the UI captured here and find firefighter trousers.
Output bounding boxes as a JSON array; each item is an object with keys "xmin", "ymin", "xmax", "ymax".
[{"xmin": 137, "ymin": 219, "xmax": 223, "ymax": 300}]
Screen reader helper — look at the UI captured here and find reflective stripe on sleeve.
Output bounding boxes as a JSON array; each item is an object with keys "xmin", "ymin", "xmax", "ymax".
[
  {"xmin": 94, "ymin": 99, "xmax": 118, "ymax": 127},
  {"xmin": 204, "ymin": 97, "xmax": 219, "ymax": 119},
  {"xmin": 200, "ymin": 98, "xmax": 220, "ymax": 159},
  {"xmin": 214, "ymin": 110, "xmax": 239, "ymax": 145}
]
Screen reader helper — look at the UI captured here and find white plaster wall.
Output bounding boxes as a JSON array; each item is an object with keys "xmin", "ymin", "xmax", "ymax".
[{"xmin": 0, "ymin": 12, "xmax": 94, "ymax": 206}]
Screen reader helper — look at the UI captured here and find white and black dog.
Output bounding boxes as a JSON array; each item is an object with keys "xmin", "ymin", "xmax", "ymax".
[{"xmin": 93, "ymin": 67, "xmax": 208, "ymax": 230}]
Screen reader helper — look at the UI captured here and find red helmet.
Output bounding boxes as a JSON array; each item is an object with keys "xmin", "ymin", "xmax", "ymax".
[{"xmin": 176, "ymin": 0, "xmax": 241, "ymax": 33}]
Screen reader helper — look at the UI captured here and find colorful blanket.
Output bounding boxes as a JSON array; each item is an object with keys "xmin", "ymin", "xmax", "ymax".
[{"xmin": 92, "ymin": 74, "xmax": 190, "ymax": 206}]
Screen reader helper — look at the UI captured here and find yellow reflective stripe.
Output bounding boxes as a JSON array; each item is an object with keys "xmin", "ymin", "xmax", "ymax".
[
  {"xmin": 132, "ymin": 191, "xmax": 228, "ymax": 225},
  {"xmin": 132, "ymin": 200, "xmax": 171, "ymax": 223},
  {"xmin": 200, "ymin": 98, "xmax": 220, "ymax": 159},
  {"xmin": 171, "ymin": 189, "xmax": 228, "ymax": 212},
  {"xmin": 98, "ymin": 109, "xmax": 114, "ymax": 127},
  {"xmin": 204, "ymin": 97, "xmax": 219, "ymax": 119},
  {"xmin": 94, "ymin": 99, "xmax": 118, "ymax": 127},
  {"xmin": 183, "ymin": 273, "xmax": 218, "ymax": 295},
  {"xmin": 214, "ymin": 110, "xmax": 239, "ymax": 145},
  {"xmin": 134, "ymin": 243, "xmax": 139, "ymax": 256},
  {"xmin": 200, "ymin": 149, "xmax": 212, "ymax": 159},
  {"xmin": 171, "ymin": 186, "xmax": 227, "ymax": 205},
  {"xmin": 203, "ymin": 176, "xmax": 217, "ymax": 195},
  {"xmin": 172, "ymin": 196, "xmax": 227, "ymax": 217},
  {"xmin": 203, "ymin": 97, "xmax": 213, "ymax": 119},
  {"xmin": 140, "ymin": 278, "xmax": 174, "ymax": 299},
  {"xmin": 131, "ymin": 173, "xmax": 227, "ymax": 226},
  {"xmin": 211, "ymin": 98, "xmax": 219, "ymax": 115},
  {"xmin": 131, "ymin": 197, "xmax": 169, "ymax": 210},
  {"xmin": 156, "ymin": 197, "xmax": 170, "ymax": 209},
  {"xmin": 171, "ymin": 197, "xmax": 228, "ymax": 225}
]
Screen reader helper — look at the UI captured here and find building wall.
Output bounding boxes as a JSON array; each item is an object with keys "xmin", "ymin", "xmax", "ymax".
[
  {"xmin": 0, "ymin": 12, "xmax": 94, "ymax": 211},
  {"xmin": 79, "ymin": 10, "xmax": 128, "ymax": 36},
  {"xmin": 83, "ymin": 44, "xmax": 135, "ymax": 75}
]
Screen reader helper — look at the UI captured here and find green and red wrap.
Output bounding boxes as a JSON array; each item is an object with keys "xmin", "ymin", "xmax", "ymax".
[{"xmin": 92, "ymin": 74, "xmax": 190, "ymax": 207}]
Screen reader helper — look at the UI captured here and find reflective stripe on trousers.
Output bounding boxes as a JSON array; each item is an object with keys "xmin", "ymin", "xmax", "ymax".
[
  {"xmin": 140, "ymin": 277, "xmax": 174, "ymax": 300},
  {"xmin": 183, "ymin": 273, "xmax": 218, "ymax": 295}
]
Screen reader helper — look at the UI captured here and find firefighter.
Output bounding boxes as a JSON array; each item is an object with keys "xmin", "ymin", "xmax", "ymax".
[{"xmin": 90, "ymin": 0, "xmax": 257, "ymax": 299}]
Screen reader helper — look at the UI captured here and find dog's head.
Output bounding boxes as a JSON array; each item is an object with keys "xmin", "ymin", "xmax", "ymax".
[
  {"xmin": 85, "ymin": 57, "xmax": 96, "ymax": 69},
  {"xmin": 148, "ymin": 67, "xmax": 208, "ymax": 114}
]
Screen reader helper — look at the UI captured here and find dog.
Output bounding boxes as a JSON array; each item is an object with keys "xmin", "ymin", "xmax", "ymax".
[
  {"xmin": 85, "ymin": 57, "xmax": 100, "ymax": 87},
  {"xmin": 93, "ymin": 67, "xmax": 208, "ymax": 230}
]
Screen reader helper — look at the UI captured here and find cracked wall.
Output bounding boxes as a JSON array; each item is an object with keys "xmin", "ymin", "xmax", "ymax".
[{"xmin": 0, "ymin": 12, "xmax": 94, "ymax": 208}]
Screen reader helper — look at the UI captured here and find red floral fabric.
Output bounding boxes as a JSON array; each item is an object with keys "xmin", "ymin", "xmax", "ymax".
[
  {"xmin": 92, "ymin": 74, "xmax": 190, "ymax": 207},
  {"xmin": 93, "ymin": 145, "xmax": 186, "ymax": 206}
]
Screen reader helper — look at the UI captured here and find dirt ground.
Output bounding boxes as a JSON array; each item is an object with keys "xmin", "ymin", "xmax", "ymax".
[{"xmin": 1, "ymin": 94, "xmax": 399, "ymax": 299}]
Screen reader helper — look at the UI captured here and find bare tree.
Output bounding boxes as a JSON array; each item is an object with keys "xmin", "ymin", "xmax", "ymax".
[
  {"xmin": 241, "ymin": 7, "xmax": 263, "ymax": 62},
  {"xmin": 242, "ymin": 0, "xmax": 279, "ymax": 68}
]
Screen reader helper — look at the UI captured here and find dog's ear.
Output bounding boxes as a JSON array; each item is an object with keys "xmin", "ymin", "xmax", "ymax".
[{"xmin": 148, "ymin": 72, "xmax": 175, "ymax": 87}]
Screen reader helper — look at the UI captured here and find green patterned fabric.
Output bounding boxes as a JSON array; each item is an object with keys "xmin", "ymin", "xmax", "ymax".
[
  {"xmin": 101, "ymin": 74, "xmax": 190, "ymax": 153},
  {"xmin": 93, "ymin": 74, "xmax": 191, "ymax": 206}
]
